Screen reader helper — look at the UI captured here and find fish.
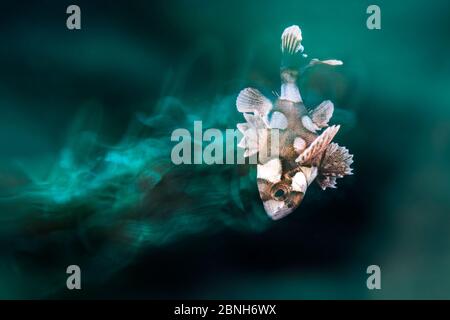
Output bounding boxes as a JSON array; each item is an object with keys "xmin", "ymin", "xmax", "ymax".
[{"xmin": 236, "ymin": 25, "xmax": 354, "ymax": 220}]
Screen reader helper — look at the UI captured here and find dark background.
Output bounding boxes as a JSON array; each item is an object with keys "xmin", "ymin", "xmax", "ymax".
[{"xmin": 0, "ymin": 0, "xmax": 449, "ymax": 299}]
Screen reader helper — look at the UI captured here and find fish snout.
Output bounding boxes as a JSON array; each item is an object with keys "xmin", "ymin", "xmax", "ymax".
[{"xmin": 262, "ymin": 183, "xmax": 305, "ymax": 220}]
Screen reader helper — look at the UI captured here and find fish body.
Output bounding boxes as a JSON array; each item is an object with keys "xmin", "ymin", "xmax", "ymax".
[{"xmin": 236, "ymin": 25, "xmax": 353, "ymax": 220}]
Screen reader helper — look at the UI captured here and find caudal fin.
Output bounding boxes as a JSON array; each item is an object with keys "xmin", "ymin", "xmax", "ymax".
[
  {"xmin": 281, "ymin": 25, "xmax": 305, "ymax": 71},
  {"xmin": 281, "ymin": 25, "xmax": 303, "ymax": 55}
]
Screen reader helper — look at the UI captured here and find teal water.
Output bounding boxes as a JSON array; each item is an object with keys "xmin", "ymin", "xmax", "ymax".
[{"xmin": 0, "ymin": 0, "xmax": 449, "ymax": 299}]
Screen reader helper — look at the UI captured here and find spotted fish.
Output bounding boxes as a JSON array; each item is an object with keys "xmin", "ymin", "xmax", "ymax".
[{"xmin": 236, "ymin": 25, "xmax": 353, "ymax": 220}]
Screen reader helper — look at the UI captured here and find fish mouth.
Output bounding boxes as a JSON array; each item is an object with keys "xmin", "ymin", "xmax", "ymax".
[
  {"xmin": 262, "ymin": 188, "xmax": 305, "ymax": 220},
  {"xmin": 263, "ymin": 199, "xmax": 297, "ymax": 220}
]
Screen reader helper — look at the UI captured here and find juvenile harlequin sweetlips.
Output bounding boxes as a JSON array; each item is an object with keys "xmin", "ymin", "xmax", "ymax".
[{"xmin": 236, "ymin": 25, "xmax": 354, "ymax": 220}]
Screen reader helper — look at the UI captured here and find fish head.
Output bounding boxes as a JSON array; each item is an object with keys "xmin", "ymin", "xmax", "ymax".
[
  {"xmin": 258, "ymin": 178, "xmax": 305, "ymax": 220},
  {"xmin": 257, "ymin": 158, "xmax": 316, "ymax": 220}
]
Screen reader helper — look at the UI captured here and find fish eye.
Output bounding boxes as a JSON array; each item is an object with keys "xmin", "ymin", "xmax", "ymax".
[
  {"xmin": 274, "ymin": 189, "xmax": 285, "ymax": 198},
  {"xmin": 270, "ymin": 183, "xmax": 289, "ymax": 200}
]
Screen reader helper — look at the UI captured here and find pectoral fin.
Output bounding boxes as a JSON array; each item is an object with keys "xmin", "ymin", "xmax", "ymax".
[
  {"xmin": 316, "ymin": 143, "xmax": 354, "ymax": 190},
  {"xmin": 309, "ymin": 100, "xmax": 334, "ymax": 129}
]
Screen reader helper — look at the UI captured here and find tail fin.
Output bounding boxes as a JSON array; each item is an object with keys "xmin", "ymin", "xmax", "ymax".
[
  {"xmin": 317, "ymin": 143, "xmax": 353, "ymax": 190},
  {"xmin": 280, "ymin": 25, "xmax": 306, "ymax": 102},
  {"xmin": 281, "ymin": 25, "xmax": 304, "ymax": 70},
  {"xmin": 281, "ymin": 25, "xmax": 303, "ymax": 55}
]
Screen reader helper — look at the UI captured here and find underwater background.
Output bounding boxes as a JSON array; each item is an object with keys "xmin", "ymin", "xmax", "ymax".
[{"xmin": 0, "ymin": 0, "xmax": 449, "ymax": 299}]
